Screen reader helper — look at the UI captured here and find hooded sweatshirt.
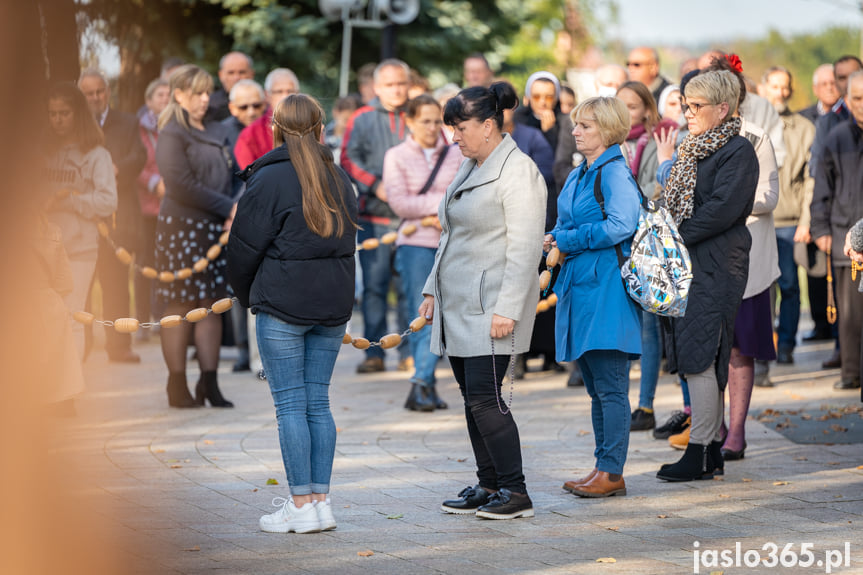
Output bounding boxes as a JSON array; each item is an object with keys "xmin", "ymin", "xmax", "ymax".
[{"xmin": 44, "ymin": 143, "xmax": 117, "ymax": 257}]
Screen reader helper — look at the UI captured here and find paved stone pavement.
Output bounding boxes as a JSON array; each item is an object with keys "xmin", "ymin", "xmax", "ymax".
[{"xmin": 71, "ymin": 326, "xmax": 863, "ymax": 575}]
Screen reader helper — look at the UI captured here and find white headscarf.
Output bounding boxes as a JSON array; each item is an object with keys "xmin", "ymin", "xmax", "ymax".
[{"xmin": 524, "ymin": 71, "xmax": 561, "ymax": 100}]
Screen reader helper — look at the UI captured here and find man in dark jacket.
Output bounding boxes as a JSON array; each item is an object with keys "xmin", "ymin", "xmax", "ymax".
[
  {"xmin": 204, "ymin": 52, "xmax": 255, "ymax": 124},
  {"xmin": 810, "ymin": 55, "xmax": 862, "ymax": 178},
  {"xmin": 79, "ymin": 69, "xmax": 147, "ymax": 362},
  {"xmin": 799, "ymin": 64, "xmax": 840, "ymax": 124},
  {"xmin": 811, "ymin": 71, "xmax": 863, "ymax": 390},
  {"xmin": 798, "ymin": 63, "xmax": 840, "ymax": 343},
  {"xmin": 341, "ymin": 59, "xmax": 411, "ymax": 374}
]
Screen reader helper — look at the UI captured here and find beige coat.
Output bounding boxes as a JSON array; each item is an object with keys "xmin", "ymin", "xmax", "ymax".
[
  {"xmin": 774, "ymin": 111, "xmax": 815, "ymax": 229},
  {"xmin": 423, "ymin": 135, "xmax": 547, "ymax": 357},
  {"xmin": 741, "ymin": 118, "xmax": 781, "ymax": 299}
]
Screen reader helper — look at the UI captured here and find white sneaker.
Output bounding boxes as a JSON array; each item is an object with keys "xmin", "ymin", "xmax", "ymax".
[
  {"xmin": 315, "ymin": 498, "xmax": 337, "ymax": 531},
  {"xmin": 259, "ymin": 497, "xmax": 321, "ymax": 534}
]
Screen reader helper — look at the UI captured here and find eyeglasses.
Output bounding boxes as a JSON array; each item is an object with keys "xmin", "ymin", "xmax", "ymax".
[
  {"xmin": 626, "ymin": 61, "xmax": 649, "ymax": 68},
  {"xmin": 235, "ymin": 102, "xmax": 265, "ymax": 111},
  {"xmin": 681, "ymin": 102, "xmax": 714, "ymax": 115}
]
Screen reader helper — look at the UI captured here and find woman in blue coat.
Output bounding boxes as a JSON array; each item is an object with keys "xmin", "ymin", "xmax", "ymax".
[{"xmin": 545, "ymin": 96, "xmax": 641, "ymax": 498}]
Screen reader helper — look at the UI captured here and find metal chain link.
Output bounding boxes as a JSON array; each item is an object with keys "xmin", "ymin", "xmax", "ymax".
[
  {"xmin": 365, "ymin": 326, "xmax": 418, "ymax": 348},
  {"xmin": 490, "ymin": 329, "xmax": 516, "ymax": 415}
]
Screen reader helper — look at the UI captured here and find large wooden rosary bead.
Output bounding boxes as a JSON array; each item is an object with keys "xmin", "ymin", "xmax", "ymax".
[
  {"xmin": 351, "ymin": 337, "xmax": 371, "ymax": 350},
  {"xmin": 159, "ymin": 315, "xmax": 183, "ymax": 328},
  {"xmin": 211, "ymin": 298, "xmax": 234, "ymax": 314},
  {"xmin": 409, "ymin": 316, "xmax": 427, "ymax": 332},
  {"xmin": 184, "ymin": 308, "xmax": 209, "ymax": 323},
  {"xmin": 113, "ymin": 318, "xmax": 140, "ymax": 333}
]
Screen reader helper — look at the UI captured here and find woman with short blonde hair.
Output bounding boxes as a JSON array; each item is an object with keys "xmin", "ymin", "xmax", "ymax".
[{"xmin": 547, "ymin": 96, "xmax": 642, "ymax": 498}]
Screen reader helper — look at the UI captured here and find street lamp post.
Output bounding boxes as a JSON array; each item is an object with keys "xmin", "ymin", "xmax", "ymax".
[{"xmin": 319, "ymin": 0, "xmax": 419, "ymax": 97}]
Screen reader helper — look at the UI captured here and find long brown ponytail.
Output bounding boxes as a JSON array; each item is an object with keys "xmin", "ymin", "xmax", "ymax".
[{"xmin": 272, "ymin": 94, "xmax": 357, "ymax": 238}]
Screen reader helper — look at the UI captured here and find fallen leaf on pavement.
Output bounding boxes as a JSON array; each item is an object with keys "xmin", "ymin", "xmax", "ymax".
[
  {"xmin": 741, "ymin": 478, "xmax": 752, "ymax": 482},
  {"xmin": 457, "ymin": 458, "xmax": 467, "ymax": 462},
  {"xmin": 718, "ymin": 494, "xmax": 730, "ymax": 498},
  {"xmin": 153, "ymin": 449, "xmax": 165, "ymax": 454},
  {"xmin": 857, "ymin": 465, "xmax": 863, "ymax": 470},
  {"xmin": 386, "ymin": 514, "xmax": 403, "ymax": 520},
  {"xmin": 358, "ymin": 550, "xmax": 374, "ymax": 557},
  {"xmin": 184, "ymin": 546, "xmax": 200, "ymax": 552},
  {"xmin": 800, "ymin": 414, "xmax": 812, "ymax": 421},
  {"xmin": 794, "ymin": 457, "xmax": 808, "ymax": 461},
  {"xmin": 252, "ymin": 488, "xmax": 258, "ymax": 492},
  {"xmin": 830, "ymin": 425, "xmax": 848, "ymax": 433},
  {"xmin": 266, "ymin": 478, "xmax": 279, "ymax": 485},
  {"xmin": 713, "ymin": 476, "xmax": 724, "ymax": 481},
  {"xmin": 657, "ymin": 515, "xmax": 668, "ymax": 519},
  {"xmin": 773, "ymin": 481, "xmax": 789, "ymax": 486},
  {"xmin": 596, "ymin": 557, "xmax": 616, "ymax": 563},
  {"xmin": 170, "ymin": 465, "xmax": 182, "ymax": 469},
  {"xmin": 607, "ymin": 526, "xmax": 619, "ymax": 531},
  {"xmin": 709, "ymin": 571, "xmax": 724, "ymax": 575},
  {"xmin": 203, "ymin": 440, "xmax": 214, "ymax": 445},
  {"xmin": 826, "ymin": 461, "xmax": 841, "ymax": 465},
  {"xmin": 578, "ymin": 430, "xmax": 591, "ymax": 436}
]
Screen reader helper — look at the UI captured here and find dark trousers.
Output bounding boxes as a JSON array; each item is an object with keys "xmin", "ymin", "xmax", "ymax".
[
  {"xmin": 95, "ymin": 236, "xmax": 133, "ymax": 355},
  {"xmin": 835, "ymin": 266, "xmax": 863, "ymax": 383},
  {"xmin": 449, "ymin": 355, "xmax": 526, "ymax": 494},
  {"xmin": 808, "ymin": 274, "xmax": 830, "ymax": 333}
]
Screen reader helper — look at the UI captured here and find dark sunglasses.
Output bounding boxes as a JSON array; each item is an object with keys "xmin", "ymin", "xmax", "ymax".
[{"xmin": 236, "ymin": 102, "xmax": 265, "ymax": 111}]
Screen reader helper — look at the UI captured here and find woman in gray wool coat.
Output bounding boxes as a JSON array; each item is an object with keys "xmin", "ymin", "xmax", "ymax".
[{"xmin": 418, "ymin": 82, "xmax": 547, "ymax": 520}]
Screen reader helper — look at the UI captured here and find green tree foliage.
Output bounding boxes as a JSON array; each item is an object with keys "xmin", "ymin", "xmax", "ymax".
[{"xmin": 729, "ymin": 26, "xmax": 860, "ymax": 110}]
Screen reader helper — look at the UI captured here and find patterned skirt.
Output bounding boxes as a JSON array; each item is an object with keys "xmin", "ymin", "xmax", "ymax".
[{"xmin": 155, "ymin": 214, "xmax": 229, "ymax": 304}]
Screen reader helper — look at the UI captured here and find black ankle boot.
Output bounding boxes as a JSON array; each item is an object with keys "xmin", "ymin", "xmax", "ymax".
[
  {"xmin": 167, "ymin": 372, "xmax": 198, "ymax": 408},
  {"xmin": 656, "ymin": 442, "xmax": 713, "ymax": 482},
  {"xmin": 428, "ymin": 385, "xmax": 448, "ymax": 410},
  {"xmin": 195, "ymin": 371, "xmax": 234, "ymax": 408},
  {"xmin": 404, "ymin": 383, "xmax": 434, "ymax": 412},
  {"xmin": 708, "ymin": 440, "xmax": 724, "ymax": 476}
]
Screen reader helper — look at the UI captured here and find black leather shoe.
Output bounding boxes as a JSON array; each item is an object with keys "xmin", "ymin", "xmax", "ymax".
[
  {"xmin": 428, "ymin": 386, "xmax": 448, "ymax": 410},
  {"xmin": 822, "ymin": 351, "xmax": 841, "ymax": 369},
  {"xmin": 834, "ymin": 379, "xmax": 861, "ymax": 390},
  {"xmin": 654, "ymin": 411, "xmax": 689, "ymax": 439},
  {"xmin": 720, "ymin": 441, "xmax": 746, "ymax": 461},
  {"xmin": 404, "ymin": 383, "xmax": 435, "ymax": 412},
  {"xmin": 441, "ymin": 485, "xmax": 491, "ymax": 514},
  {"xmin": 630, "ymin": 408, "xmax": 655, "ymax": 431},
  {"xmin": 475, "ymin": 488, "xmax": 534, "ymax": 520},
  {"xmin": 803, "ymin": 328, "xmax": 833, "ymax": 342},
  {"xmin": 776, "ymin": 349, "xmax": 793, "ymax": 365},
  {"xmin": 108, "ymin": 349, "xmax": 141, "ymax": 363}
]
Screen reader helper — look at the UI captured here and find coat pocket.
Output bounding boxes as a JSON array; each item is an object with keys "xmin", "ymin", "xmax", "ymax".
[{"xmin": 466, "ymin": 269, "xmax": 486, "ymax": 315}]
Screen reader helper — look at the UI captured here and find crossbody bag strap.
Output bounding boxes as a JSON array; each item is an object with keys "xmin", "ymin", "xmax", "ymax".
[
  {"xmin": 417, "ymin": 144, "xmax": 450, "ymax": 195},
  {"xmin": 592, "ymin": 158, "xmax": 627, "ymax": 271}
]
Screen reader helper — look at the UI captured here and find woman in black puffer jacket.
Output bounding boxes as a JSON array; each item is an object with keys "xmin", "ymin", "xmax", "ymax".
[{"xmin": 227, "ymin": 94, "xmax": 357, "ymax": 535}]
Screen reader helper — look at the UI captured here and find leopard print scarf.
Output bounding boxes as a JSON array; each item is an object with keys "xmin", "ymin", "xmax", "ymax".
[{"xmin": 663, "ymin": 116, "xmax": 742, "ymax": 224}]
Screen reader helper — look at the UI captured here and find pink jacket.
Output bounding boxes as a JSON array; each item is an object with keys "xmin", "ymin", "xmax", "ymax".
[{"xmin": 383, "ymin": 135, "xmax": 462, "ymax": 249}]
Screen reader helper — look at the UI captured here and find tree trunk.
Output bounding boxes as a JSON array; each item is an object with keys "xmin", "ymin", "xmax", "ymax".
[{"xmin": 41, "ymin": 0, "xmax": 80, "ymax": 82}]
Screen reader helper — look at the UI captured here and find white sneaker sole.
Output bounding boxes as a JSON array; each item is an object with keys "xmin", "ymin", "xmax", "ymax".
[
  {"xmin": 475, "ymin": 507, "xmax": 535, "ymax": 520},
  {"xmin": 259, "ymin": 520, "xmax": 321, "ymax": 534},
  {"xmin": 319, "ymin": 521, "xmax": 337, "ymax": 531},
  {"xmin": 440, "ymin": 505, "xmax": 479, "ymax": 515}
]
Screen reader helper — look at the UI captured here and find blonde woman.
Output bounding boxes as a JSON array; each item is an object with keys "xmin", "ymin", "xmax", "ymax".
[{"xmin": 155, "ymin": 65, "xmax": 237, "ymax": 408}]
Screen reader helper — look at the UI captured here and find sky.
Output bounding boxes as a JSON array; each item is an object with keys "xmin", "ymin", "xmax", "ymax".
[{"xmin": 605, "ymin": 0, "xmax": 862, "ymax": 45}]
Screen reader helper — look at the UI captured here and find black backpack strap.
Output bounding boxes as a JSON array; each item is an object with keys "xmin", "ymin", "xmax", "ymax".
[
  {"xmin": 417, "ymin": 144, "xmax": 450, "ymax": 195},
  {"xmin": 592, "ymin": 158, "xmax": 627, "ymax": 271}
]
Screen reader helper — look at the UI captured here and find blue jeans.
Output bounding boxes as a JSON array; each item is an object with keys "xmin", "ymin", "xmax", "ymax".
[
  {"xmin": 775, "ymin": 226, "xmax": 800, "ymax": 351},
  {"xmin": 358, "ymin": 221, "xmax": 410, "ymax": 360},
  {"xmin": 394, "ymin": 245, "xmax": 439, "ymax": 385},
  {"xmin": 577, "ymin": 350, "xmax": 631, "ymax": 475},
  {"xmin": 638, "ymin": 311, "xmax": 662, "ymax": 410},
  {"xmin": 256, "ymin": 312, "xmax": 345, "ymax": 495}
]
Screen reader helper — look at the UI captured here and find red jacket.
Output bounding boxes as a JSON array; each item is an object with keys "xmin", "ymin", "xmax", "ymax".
[
  {"xmin": 235, "ymin": 109, "xmax": 273, "ymax": 169},
  {"xmin": 137, "ymin": 115, "xmax": 162, "ymax": 217}
]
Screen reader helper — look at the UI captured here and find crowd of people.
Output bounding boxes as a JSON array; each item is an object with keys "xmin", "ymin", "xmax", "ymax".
[{"xmin": 40, "ymin": 44, "xmax": 863, "ymax": 531}]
